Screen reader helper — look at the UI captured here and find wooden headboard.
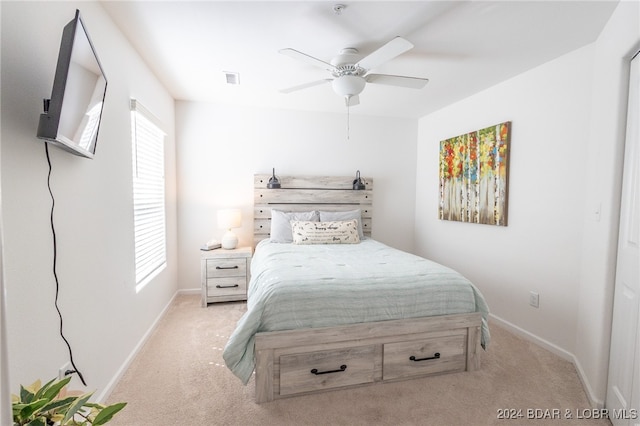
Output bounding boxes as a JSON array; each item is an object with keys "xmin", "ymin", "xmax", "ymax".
[{"xmin": 253, "ymin": 174, "xmax": 373, "ymax": 246}]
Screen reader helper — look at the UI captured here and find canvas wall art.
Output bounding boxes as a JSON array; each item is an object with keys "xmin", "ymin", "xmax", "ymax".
[{"xmin": 439, "ymin": 121, "xmax": 511, "ymax": 226}]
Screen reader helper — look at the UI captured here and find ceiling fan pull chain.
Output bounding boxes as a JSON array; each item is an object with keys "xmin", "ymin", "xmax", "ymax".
[{"xmin": 347, "ymin": 98, "xmax": 350, "ymax": 141}]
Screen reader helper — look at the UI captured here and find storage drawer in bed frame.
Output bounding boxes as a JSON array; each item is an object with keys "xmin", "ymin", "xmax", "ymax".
[
  {"xmin": 279, "ymin": 345, "xmax": 378, "ymax": 396},
  {"xmin": 254, "ymin": 312, "xmax": 482, "ymax": 403},
  {"xmin": 383, "ymin": 332, "xmax": 466, "ymax": 381}
]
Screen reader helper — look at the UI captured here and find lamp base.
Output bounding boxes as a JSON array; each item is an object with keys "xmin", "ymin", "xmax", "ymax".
[{"xmin": 221, "ymin": 230, "xmax": 238, "ymax": 250}]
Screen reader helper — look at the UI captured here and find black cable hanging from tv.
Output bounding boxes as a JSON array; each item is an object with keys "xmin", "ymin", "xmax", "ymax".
[{"xmin": 45, "ymin": 143, "xmax": 87, "ymax": 386}]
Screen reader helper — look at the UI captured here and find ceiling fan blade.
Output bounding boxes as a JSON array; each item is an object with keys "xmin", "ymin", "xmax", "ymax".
[
  {"xmin": 345, "ymin": 95, "xmax": 360, "ymax": 107},
  {"xmin": 356, "ymin": 37, "xmax": 414, "ymax": 71},
  {"xmin": 279, "ymin": 79, "xmax": 332, "ymax": 94},
  {"xmin": 279, "ymin": 48, "xmax": 337, "ymax": 72},
  {"xmin": 365, "ymin": 74, "xmax": 429, "ymax": 89}
]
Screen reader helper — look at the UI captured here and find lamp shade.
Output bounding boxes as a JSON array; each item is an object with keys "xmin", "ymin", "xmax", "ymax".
[{"xmin": 218, "ymin": 209, "xmax": 241, "ymax": 230}]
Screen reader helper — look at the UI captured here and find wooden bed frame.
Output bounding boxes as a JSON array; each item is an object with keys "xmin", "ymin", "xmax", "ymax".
[{"xmin": 251, "ymin": 174, "xmax": 482, "ymax": 403}]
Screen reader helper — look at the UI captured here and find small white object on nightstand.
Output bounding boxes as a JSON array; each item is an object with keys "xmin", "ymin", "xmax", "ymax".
[{"xmin": 218, "ymin": 208, "xmax": 241, "ymax": 249}]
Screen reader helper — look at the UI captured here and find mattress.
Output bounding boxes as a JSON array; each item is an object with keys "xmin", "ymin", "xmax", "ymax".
[{"xmin": 223, "ymin": 238, "xmax": 490, "ymax": 384}]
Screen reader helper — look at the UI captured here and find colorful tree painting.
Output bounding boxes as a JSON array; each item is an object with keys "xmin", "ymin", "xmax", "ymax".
[{"xmin": 439, "ymin": 121, "xmax": 510, "ymax": 226}]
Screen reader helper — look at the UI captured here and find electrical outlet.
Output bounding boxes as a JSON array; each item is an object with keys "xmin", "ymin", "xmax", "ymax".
[
  {"xmin": 529, "ymin": 291, "xmax": 539, "ymax": 308},
  {"xmin": 58, "ymin": 362, "xmax": 72, "ymax": 380}
]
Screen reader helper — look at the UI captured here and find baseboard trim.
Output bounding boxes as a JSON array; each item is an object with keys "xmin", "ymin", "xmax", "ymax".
[
  {"xmin": 489, "ymin": 313, "xmax": 603, "ymax": 408},
  {"xmin": 95, "ymin": 291, "xmax": 178, "ymax": 403},
  {"xmin": 177, "ymin": 288, "xmax": 200, "ymax": 296},
  {"xmin": 572, "ymin": 355, "xmax": 604, "ymax": 409}
]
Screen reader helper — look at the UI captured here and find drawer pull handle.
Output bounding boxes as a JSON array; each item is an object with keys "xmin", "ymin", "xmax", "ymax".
[
  {"xmin": 409, "ymin": 352, "xmax": 440, "ymax": 362},
  {"xmin": 310, "ymin": 365, "xmax": 347, "ymax": 375},
  {"xmin": 216, "ymin": 284, "xmax": 239, "ymax": 289},
  {"xmin": 216, "ymin": 266, "xmax": 239, "ymax": 270}
]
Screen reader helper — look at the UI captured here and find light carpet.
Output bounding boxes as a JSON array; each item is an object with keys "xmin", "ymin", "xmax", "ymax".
[{"xmin": 107, "ymin": 295, "xmax": 609, "ymax": 425}]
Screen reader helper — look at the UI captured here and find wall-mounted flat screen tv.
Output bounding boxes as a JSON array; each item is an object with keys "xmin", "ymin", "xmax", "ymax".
[{"xmin": 37, "ymin": 9, "xmax": 107, "ymax": 159}]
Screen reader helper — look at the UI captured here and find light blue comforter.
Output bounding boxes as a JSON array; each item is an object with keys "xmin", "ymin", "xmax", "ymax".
[{"xmin": 223, "ymin": 239, "xmax": 490, "ymax": 384}]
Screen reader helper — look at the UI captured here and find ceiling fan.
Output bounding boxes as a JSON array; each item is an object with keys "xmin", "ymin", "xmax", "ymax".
[{"xmin": 279, "ymin": 36, "xmax": 429, "ymax": 106}]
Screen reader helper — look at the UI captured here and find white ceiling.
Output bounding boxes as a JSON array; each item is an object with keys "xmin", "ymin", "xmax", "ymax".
[{"xmin": 100, "ymin": 1, "xmax": 619, "ymax": 118}]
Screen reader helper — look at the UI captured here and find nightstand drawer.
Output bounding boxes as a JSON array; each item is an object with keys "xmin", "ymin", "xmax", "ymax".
[
  {"xmin": 206, "ymin": 258, "xmax": 247, "ymax": 278},
  {"xmin": 206, "ymin": 277, "xmax": 247, "ymax": 297}
]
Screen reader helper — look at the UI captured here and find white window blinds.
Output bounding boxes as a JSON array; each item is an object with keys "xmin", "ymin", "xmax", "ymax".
[{"xmin": 130, "ymin": 99, "xmax": 166, "ymax": 291}]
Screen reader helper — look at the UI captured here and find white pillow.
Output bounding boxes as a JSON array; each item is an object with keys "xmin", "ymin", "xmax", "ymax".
[
  {"xmin": 270, "ymin": 210, "xmax": 319, "ymax": 243},
  {"xmin": 291, "ymin": 220, "xmax": 360, "ymax": 245},
  {"xmin": 319, "ymin": 209, "xmax": 364, "ymax": 239}
]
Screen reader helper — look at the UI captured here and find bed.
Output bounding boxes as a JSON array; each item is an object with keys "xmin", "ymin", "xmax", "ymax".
[{"xmin": 223, "ymin": 174, "xmax": 490, "ymax": 403}]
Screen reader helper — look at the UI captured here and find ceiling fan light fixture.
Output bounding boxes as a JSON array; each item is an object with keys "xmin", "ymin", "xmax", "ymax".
[{"xmin": 332, "ymin": 75, "xmax": 366, "ymax": 97}]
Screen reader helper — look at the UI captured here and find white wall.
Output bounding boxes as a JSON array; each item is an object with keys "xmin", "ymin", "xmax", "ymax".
[
  {"xmin": 415, "ymin": 0, "xmax": 639, "ymax": 406},
  {"xmin": 416, "ymin": 44, "xmax": 592, "ymax": 353},
  {"xmin": 0, "ymin": 1, "xmax": 177, "ymax": 400},
  {"xmin": 176, "ymin": 102, "xmax": 417, "ymax": 291},
  {"xmin": 575, "ymin": 0, "xmax": 640, "ymax": 406}
]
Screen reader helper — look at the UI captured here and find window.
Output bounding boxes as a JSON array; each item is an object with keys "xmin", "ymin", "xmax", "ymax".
[{"xmin": 130, "ymin": 99, "xmax": 166, "ymax": 291}]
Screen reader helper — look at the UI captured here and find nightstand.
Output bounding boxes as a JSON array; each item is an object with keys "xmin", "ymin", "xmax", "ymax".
[{"xmin": 200, "ymin": 246, "xmax": 252, "ymax": 307}]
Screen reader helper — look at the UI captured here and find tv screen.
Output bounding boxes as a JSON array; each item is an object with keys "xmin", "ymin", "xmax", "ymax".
[{"xmin": 37, "ymin": 9, "xmax": 107, "ymax": 159}]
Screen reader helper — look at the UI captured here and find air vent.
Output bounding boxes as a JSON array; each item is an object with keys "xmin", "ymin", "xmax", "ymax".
[{"xmin": 224, "ymin": 71, "xmax": 240, "ymax": 85}]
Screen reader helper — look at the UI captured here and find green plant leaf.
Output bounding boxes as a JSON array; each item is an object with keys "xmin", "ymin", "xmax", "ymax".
[
  {"xmin": 19, "ymin": 384, "xmax": 35, "ymax": 404},
  {"xmin": 25, "ymin": 417, "xmax": 47, "ymax": 426},
  {"xmin": 33, "ymin": 378, "xmax": 56, "ymax": 400},
  {"xmin": 12, "ymin": 402, "xmax": 28, "ymax": 422},
  {"xmin": 92, "ymin": 402, "xmax": 127, "ymax": 425},
  {"xmin": 19, "ymin": 398, "xmax": 49, "ymax": 419},
  {"xmin": 83, "ymin": 402, "xmax": 105, "ymax": 409},
  {"xmin": 39, "ymin": 395, "xmax": 75, "ymax": 413},
  {"xmin": 41, "ymin": 376, "xmax": 71, "ymax": 401},
  {"xmin": 60, "ymin": 393, "xmax": 92, "ymax": 425}
]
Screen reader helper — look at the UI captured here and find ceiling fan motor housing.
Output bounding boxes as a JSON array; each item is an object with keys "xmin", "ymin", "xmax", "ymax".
[
  {"xmin": 330, "ymin": 48, "xmax": 367, "ymax": 97},
  {"xmin": 331, "ymin": 48, "xmax": 360, "ymax": 67}
]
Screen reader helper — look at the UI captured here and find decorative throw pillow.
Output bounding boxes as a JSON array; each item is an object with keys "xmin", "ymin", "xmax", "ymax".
[
  {"xmin": 319, "ymin": 209, "xmax": 365, "ymax": 239},
  {"xmin": 270, "ymin": 210, "xmax": 319, "ymax": 243},
  {"xmin": 291, "ymin": 220, "xmax": 361, "ymax": 245}
]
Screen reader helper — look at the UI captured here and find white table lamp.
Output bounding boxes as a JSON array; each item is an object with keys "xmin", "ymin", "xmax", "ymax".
[{"xmin": 218, "ymin": 208, "xmax": 241, "ymax": 249}]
